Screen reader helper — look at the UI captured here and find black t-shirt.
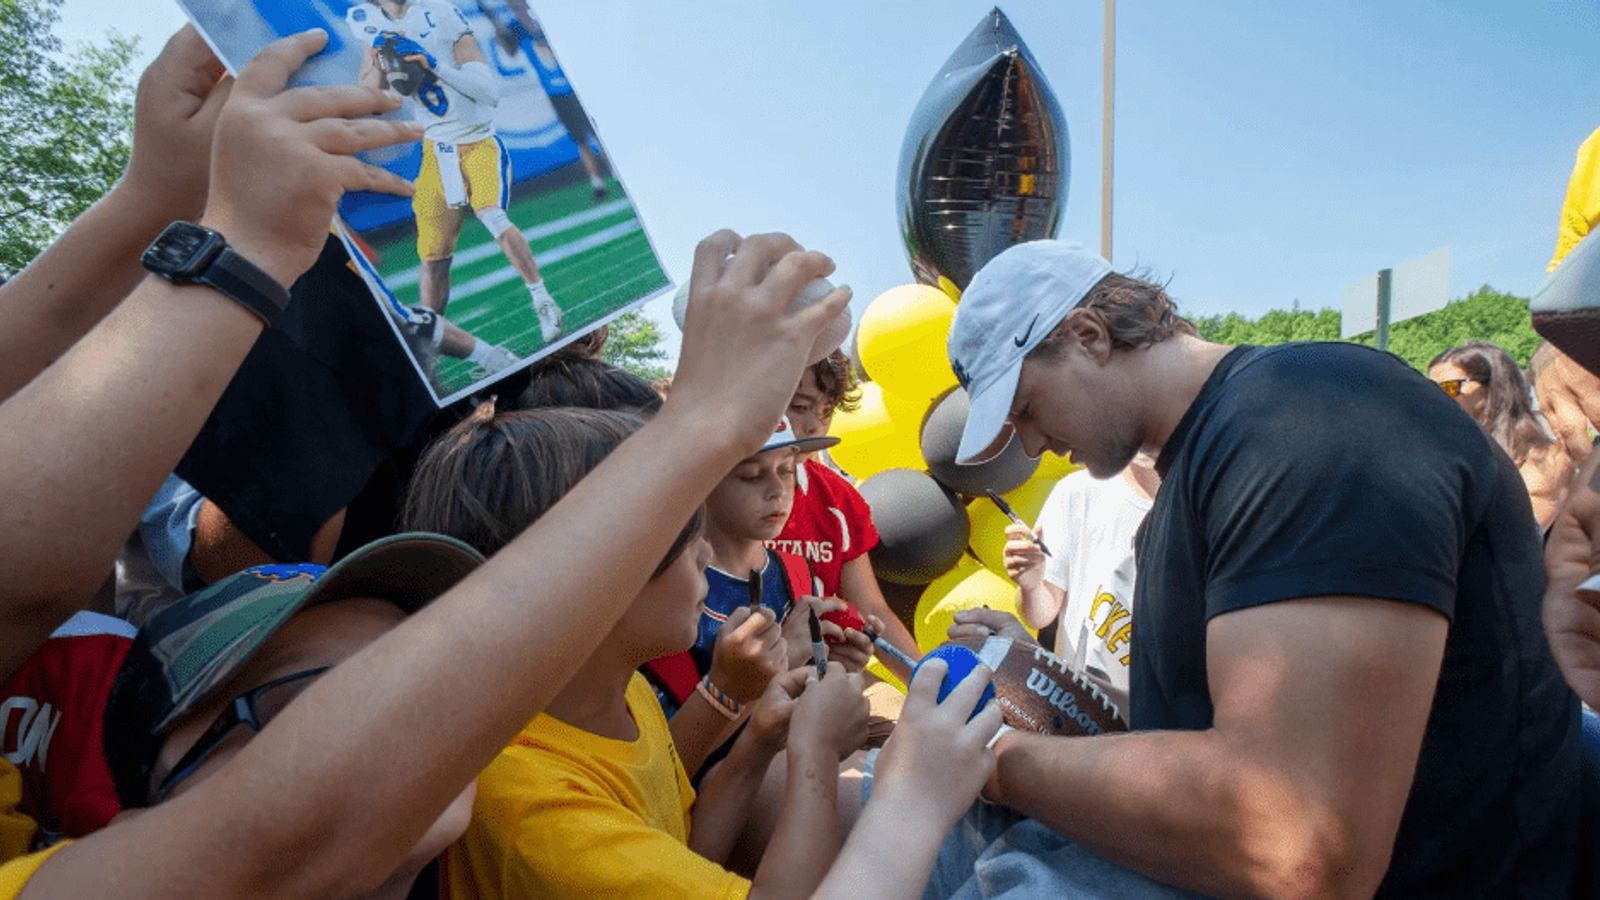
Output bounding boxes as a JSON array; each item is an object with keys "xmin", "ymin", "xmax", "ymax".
[{"xmin": 1135, "ymin": 343, "xmax": 1578, "ymax": 898}]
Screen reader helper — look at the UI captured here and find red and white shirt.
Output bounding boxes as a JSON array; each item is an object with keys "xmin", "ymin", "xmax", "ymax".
[
  {"xmin": 0, "ymin": 612, "xmax": 133, "ymax": 844},
  {"xmin": 767, "ymin": 458, "xmax": 880, "ymax": 596}
]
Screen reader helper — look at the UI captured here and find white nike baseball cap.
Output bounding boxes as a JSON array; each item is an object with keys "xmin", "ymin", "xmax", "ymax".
[{"xmin": 947, "ymin": 240, "xmax": 1112, "ymax": 464}]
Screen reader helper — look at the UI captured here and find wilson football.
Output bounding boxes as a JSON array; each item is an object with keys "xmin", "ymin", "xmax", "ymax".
[{"xmin": 944, "ymin": 635, "xmax": 1127, "ymax": 736}]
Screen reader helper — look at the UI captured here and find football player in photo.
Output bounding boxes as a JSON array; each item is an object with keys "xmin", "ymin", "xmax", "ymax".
[
  {"xmin": 348, "ymin": 0, "xmax": 565, "ymax": 346},
  {"xmin": 346, "ymin": 228, "xmax": 520, "ymax": 383}
]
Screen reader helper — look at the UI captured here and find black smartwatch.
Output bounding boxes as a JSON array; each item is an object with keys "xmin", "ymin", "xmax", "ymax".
[{"xmin": 141, "ymin": 222, "xmax": 290, "ymax": 326}]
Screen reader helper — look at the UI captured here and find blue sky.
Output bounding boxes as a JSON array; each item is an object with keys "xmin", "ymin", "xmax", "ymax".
[{"xmin": 58, "ymin": 0, "xmax": 1600, "ymax": 357}]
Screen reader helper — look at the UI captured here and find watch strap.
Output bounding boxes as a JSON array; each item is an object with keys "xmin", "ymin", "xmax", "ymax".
[{"xmin": 197, "ymin": 247, "xmax": 291, "ymax": 326}]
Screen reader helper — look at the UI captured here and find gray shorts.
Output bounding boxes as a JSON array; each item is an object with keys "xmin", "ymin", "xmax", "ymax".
[{"xmin": 861, "ymin": 749, "xmax": 1201, "ymax": 900}]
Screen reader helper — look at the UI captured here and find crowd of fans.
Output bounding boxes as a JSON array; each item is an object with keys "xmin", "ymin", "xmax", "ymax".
[{"xmin": 0, "ymin": 23, "xmax": 1597, "ymax": 900}]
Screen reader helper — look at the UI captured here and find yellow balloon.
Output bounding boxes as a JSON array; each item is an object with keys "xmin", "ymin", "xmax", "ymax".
[
  {"xmin": 914, "ymin": 565, "xmax": 1024, "ymax": 651},
  {"xmin": 856, "ymin": 285, "xmax": 959, "ymax": 408},
  {"xmin": 865, "ymin": 657, "xmax": 906, "ymax": 692},
  {"xmin": 828, "ymin": 382, "xmax": 926, "ymax": 480},
  {"xmin": 881, "ymin": 386, "xmax": 932, "ymax": 431},
  {"xmin": 913, "ymin": 561, "xmax": 983, "ymax": 650},
  {"xmin": 968, "ymin": 473, "xmax": 1065, "ymax": 575}
]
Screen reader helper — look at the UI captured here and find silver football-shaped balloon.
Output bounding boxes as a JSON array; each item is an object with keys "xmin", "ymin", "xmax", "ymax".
[{"xmin": 898, "ymin": 8, "xmax": 1068, "ymax": 293}]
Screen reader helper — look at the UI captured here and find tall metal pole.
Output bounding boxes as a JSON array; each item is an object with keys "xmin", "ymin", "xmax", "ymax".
[
  {"xmin": 1100, "ymin": 0, "xmax": 1115, "ymax": 262},
  {"xmin": 1376, "ymin": 267, "xmax": 1393, "ymax": 352}
]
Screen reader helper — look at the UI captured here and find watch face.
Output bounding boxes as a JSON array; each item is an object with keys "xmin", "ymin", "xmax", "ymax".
[{"xmin": 143, "ymin": 222, "xmax": 223, "ymax": 278}]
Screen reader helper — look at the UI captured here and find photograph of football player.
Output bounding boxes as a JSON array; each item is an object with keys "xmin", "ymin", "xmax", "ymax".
[
  {"xmin": 348, "ymin": 0, "xmax": 566, "ymax": 346},
  {"xmin": 176, "ymin": 0, "xmax": 672, "ymax": 406}
]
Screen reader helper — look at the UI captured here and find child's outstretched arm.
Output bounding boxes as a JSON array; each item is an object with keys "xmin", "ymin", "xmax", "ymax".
[
  {"xmin": 672, "ymin": 605, "xmax": 787, "ymax": 775},
  {"xmin": 689, "ymin": 666, "xmax": 810, "ymax": 863},
  {"xmin": 742, "ymin": 663, "xmax": 868, "ymax": 900},
  {"xmin": 669, "ymin": 693, "xmax": 744, "ymax": 780},
  {"xmin": 811, "ymin": 659, "xmax": 1002, "ymax": 900}
]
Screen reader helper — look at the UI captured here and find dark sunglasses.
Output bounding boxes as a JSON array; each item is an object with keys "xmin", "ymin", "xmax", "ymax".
[
  {"xmin": 1436, "ymin": 377, "xmax": 1481, "ymax": 398},
  {"xmin": 152, "ymin": 666, "xmax": 330, "ymax": 803}
]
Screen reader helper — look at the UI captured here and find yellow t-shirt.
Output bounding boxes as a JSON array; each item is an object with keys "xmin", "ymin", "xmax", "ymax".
[
  {"xmin": 0, "ymin": 843, "xmax": 67, "ymax": 897},
  {"xmin": 0, "ymin": 760, "xmax": 35, "ymax": 864},
  {"xmin": 1550, "ymin": 126, "xmax": 1600, "ymax": 271},
  {"xmin": 444, "ymin": 674, "xmax": 750, "ymax": 900}
]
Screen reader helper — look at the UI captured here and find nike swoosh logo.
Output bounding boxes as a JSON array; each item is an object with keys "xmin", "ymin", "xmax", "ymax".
[{"xmin": 1013, "ymin": 314, "xmax": 1040, "ymax": 348}]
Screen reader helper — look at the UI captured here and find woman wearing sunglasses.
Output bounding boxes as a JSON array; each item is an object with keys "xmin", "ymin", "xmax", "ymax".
[{"xmin": 1429, "ymin": 341, "xmax": 1572, "ymax": 530}]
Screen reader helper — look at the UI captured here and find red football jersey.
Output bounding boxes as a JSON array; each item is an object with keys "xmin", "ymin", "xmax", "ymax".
[
  {"xmin": 768, "ymin": 458, "xmax": 880, "ymax": 596},
  {"xmin": 0, "ymin": 611, "xmax": 132, "ymax": 843}
]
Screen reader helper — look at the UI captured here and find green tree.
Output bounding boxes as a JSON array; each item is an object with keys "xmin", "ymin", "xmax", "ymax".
[
  {"xmin": 0, "ymin": 0, "xmax": 137, "ymax": 274},
  {"xmin": 1191, "ymin": 307, "xmax": 1341, "ymax": 346},
  {"xmin": 601, "ymin": 309, "xmax": 672, "ymax": 381},
  {"xmin": 1364, "ymin": 285, "xmax": 1542, "ymax": 371},
  {"xmin": 1189, "ymin": 285, "xmax": 1539, "ymax": 372}
]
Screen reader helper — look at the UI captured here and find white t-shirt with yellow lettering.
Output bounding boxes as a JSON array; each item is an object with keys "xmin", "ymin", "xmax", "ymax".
[{"xmin": 1036, "ymin": 469, "xmax": 1152, "ymax": 715}]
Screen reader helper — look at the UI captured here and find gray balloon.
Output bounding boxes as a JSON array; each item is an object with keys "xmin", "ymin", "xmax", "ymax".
[
  {"xmin": 859, "ymin": 468, "xmax": 971, "ymax": 586},
  {"xmin": 921, "ymin": 388, "xmax": 1038, "ymax": 496},
  {"xmin": 898, "ymin": 8, "xmax": 1068, "ymax": 292}
]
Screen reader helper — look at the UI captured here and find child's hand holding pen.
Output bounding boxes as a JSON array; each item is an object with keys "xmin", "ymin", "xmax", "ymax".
[
  {"xmin": 811, "ymin": 576, "xmax": 921, "ymax": 673},
  {"xmin": 807, "ymin": 608, "xmax": 828, "ymax": 679},
  {"xmin": 709, "ymin": 606, "xmax": 787, "ymax": 704},
  {"xmin": 783, "ymin": 595, "xmax": 848, "ymax": 671},
  {"xmin": 790, "ymin": 661, "xmax": 868, "ymax": 761},
  {"xmin": 985, "ymin": 488, "xmax": 1051, "ymax": 556},
  {"xmin": 1002, "ymin": 522, "xmax": 1050, "ymax": 592}
]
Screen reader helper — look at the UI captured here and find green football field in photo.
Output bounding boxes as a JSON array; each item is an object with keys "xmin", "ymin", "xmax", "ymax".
[{"xmin": 365, "ymin": 176, "xmax": 670, "ymax": 398}]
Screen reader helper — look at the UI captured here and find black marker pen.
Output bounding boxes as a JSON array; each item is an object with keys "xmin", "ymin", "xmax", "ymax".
[{"xmin": 985, "ymin": 488, "xmax": 1052, "ymax": 557}]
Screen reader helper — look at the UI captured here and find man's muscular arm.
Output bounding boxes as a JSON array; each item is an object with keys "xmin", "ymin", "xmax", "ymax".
[{"xmin": 989, "ymin": 596, "xmax": 1446, "ymax": 898}]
